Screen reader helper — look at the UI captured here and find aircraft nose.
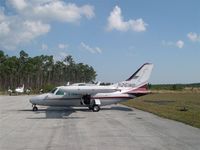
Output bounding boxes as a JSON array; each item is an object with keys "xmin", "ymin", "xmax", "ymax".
[
  {"xmin": 29, "ymin": 97, "xmax": 37, "ymax": 105},
  {"xmin": 29, "ymin": 94, "xmax": 48, "ymax": 105}
]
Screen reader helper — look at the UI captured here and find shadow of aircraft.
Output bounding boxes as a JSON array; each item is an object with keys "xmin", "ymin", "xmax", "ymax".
[
  {"xmin": 102, "ymin": 106, "xmax": 133, "ymax": 112},
  {"xmin": 26, "ymin": 107, "xmax": 88, "ymax": 119},
  {"xmin": 18, "ymin": 105, "xmax": 133, "ymax": 119},
  {"xmin": 17, "ymin": 107, "xmax": 84, "ymax": 119}
]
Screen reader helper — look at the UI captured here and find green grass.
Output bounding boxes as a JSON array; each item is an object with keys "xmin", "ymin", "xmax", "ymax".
[{"xmin": 122, "ymin": 93, "xmax": 200, "ymax": 128}]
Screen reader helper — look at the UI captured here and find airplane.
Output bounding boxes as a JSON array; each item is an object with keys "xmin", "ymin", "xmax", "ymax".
[
  {"xmin": 30, "ymin": 63, "xmax": 154, "ymax": 112},
  {"xmin": 15, "ymin": 84, "xmax": 24, "ymax": 94}
]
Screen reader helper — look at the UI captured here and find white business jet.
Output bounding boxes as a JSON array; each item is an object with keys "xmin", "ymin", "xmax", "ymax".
[
  {"xmin": 15, "ymin": 84, "xmax": 24, "ymax": 94},
  {"xmin": 30, "ymin": 63, "xmax": 153, "ymax": 112}
]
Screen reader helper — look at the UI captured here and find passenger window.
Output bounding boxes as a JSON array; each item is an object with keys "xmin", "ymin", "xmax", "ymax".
[{"xmin": 56, "ymin": 89, "xmax": 65, "ymax": 95}]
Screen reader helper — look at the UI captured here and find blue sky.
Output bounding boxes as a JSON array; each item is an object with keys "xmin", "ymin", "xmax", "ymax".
[{"xmin": 0, "ymin": 0, "xmax": 200, "ymax": 84}]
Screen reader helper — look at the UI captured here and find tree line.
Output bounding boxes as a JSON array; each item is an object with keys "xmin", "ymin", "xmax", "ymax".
[
  {"xmin": 0, "ymin": 50, "xmax": 97, "ymax": 92},
  {"xmin": 149, "ymin": 83, "xmax": 200, "ymax": 91}
]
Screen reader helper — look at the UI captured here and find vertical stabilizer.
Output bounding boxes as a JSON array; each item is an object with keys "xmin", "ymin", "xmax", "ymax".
[{"xmin": 118, "ymin": 63, "xmax": 154, "ymax": 88}]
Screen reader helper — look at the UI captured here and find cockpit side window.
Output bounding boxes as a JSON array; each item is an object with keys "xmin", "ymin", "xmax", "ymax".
[
  {"xmin": 50, "ymin": 88, "xmax": 57, "ymax": 94},
  {"xmin": 56, "ymin": 89, "xmax": 65, "ymax": 95}
]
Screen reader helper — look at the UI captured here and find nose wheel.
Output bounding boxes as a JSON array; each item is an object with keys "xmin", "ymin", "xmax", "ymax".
[{"xmin": 32, "ymin": 105, "xmax": 38, "ymax": 111}]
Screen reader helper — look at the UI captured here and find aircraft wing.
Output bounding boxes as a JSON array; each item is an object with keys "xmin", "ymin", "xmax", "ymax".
[{"xmin": 59, "ymin": 85, "xmax": 117, "ymax": 95}]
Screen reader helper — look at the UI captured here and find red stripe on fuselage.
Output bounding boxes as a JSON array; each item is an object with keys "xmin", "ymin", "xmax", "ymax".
[
  {"xmin": 127, "ymin": 84, "xmax": 149, "ymax": 94},
  {"xmin": 91, "ymin": 96, "xmax": 132, "ymax": 99}
]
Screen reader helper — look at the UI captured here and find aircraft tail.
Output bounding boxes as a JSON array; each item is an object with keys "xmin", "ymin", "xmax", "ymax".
[
  {"xmin": 117, "ymin": 63, "xmax": 154, "ymax": 93},
  {"xmin": 126, "ymin": 63, "xmax": 153, "ymax": 86}
]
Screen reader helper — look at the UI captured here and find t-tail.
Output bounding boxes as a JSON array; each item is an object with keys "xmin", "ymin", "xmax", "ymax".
[{"xmin": 117, "ymin": 63, "xmax": 154, "ymax": 94}]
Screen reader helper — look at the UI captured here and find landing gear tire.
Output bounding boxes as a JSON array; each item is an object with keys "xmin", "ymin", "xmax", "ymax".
[
  {"xmin": 32, "ymin": 106, "xmax": 38, "ymax": 111},
  {"xmin": 92, "ymin": 105, "xmax": 100, "ymax": 112}
]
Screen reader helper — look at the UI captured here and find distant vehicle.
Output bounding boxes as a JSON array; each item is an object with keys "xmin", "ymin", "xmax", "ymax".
[
  {"xmin": 8, "ymin": 88, "xmax": 13, "ymax": 96},
  {"xmin": 30, "ymin": 63, "xmax": 154, "ymax": 112},
  {"xmin": 15, "ymin": 84, "xmax": 24, "ymax": 94},
  {"xmin": 26, "ymin": 88, "xmax": 31, "ymax": 95},
  {"xmin": 39, "ymin": 89, "xmax": 44, "ymax": 94}
]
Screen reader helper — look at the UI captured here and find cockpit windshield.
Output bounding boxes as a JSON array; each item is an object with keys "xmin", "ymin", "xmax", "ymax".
[
  {"xmin": 50, "ymin": 88, "xmax": 57, "ymax": 94},
  {"xmin": 55, "ymin": 89, "xmax": 65, "ymax": 95},
  {"xmin": 50, "ymin": 88, "xmax": 65, "ymax": 95}
]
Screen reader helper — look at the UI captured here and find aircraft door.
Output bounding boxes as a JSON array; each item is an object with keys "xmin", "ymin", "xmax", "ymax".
[{"xmin": 82, "ymin": 94, "xmax": 91, "ymax": 105}]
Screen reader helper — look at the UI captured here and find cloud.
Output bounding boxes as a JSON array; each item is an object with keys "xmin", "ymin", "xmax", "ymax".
[
  {"xmin": 176, "ymin": 40, "xmax": 184, "ymax": 48},
  {"xmin": 58, "ymin": 43, "xmax": 68, "ymax": 49},
  {"xmin": 6, "ymin": 0, "xmax": 95, "ymax": 23},
  {"xmin": 59, "ymin": 51, "xmax": 68, "ymax": 58},
  {"xmin": 0, "ymin": 22, "xmax": 10, "ymax": 35},
  {"xmin": 187, "ymin": 32, "xmax": 200, "ymax": 42},
  {"xmin": 7, "ymin": 0, "xmax": 28, "ymax": 10},
  {"xmin": 41, "ymin": 43, "xmax": 48, "ymax": 51},
  {"xmin": 0, "ymin": 1, "xmax": 95, "ymax": 50},
  {"xmin": 40, "ymin": 43, "xmax": 69, "ymax": 61},
  {"xmin": 81, "ymin": 42, "xmax": 102, "ymax": 54},
  {"xmin": 30, "ymin": 2, "xmax": 95, "ymax": 23},
  {"xmin": 22, "ymin": 20, "xmax": 50, "ymax": 40},
  {"xmin": 107, "ymin": 6, "xmax": 147, "ymax": 32},
  {"xmin": 54, "ymin": 51, "xmax": 68, "ymax": 62},
  {"xmin": 0, "ymin": 11, "xmax": 9, "ymax": 35},
  {"xmin": 162, "ymin": 40, "xmax": 184, "ymax": 49},
  {"xmin": 162, "ymin": 40, "xmax": 174, "ymax": 47},
  {"xmin": 0, "ymin": 18, "xmax": 50, "ymax": 50},
  {"xmin": 0, "ymin": 10, "xmax": 6, "ymax": 22}
]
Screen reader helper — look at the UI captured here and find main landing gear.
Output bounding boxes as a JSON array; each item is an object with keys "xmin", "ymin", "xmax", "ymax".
[
  {"xmin": 32, "ymin": 105, "xmax": 38, "ymax": 111},
  {"xmin": 82, "ymin": 95, "xmax": 101, "ymax": 112},
  {"xmin": 92, "ymin": 105, "xmax": 100, "ymax": 112},
  {"xmin": 88, "ymin": 104, "xmax": 100, "ymax": 112}
]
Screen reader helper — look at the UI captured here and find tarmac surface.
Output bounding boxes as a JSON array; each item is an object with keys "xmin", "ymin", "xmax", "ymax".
[{"xmin": 0, "ymin": 95, "xmax": 200, "ymax": 150}]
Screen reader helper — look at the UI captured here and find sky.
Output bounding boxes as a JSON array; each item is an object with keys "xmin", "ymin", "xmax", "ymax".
[{"xmin": 0, "ymin": 0, "xmax": 200, "ymax": 84}]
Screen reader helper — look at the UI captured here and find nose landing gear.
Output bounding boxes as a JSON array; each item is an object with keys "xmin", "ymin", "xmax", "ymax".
[{"xmin": 32, "ymin": 105, "xmax": 38, "ymax": 111}]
